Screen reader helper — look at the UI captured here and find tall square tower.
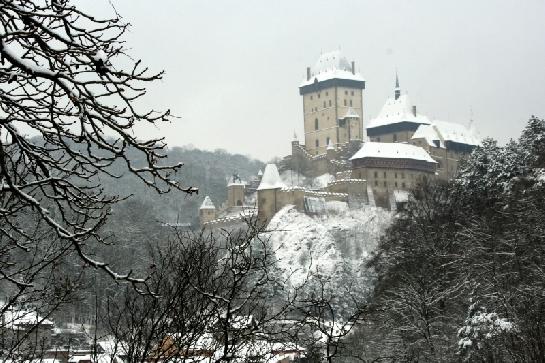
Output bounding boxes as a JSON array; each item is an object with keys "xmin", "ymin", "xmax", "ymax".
[{"xmin": 299, "ymin": 51, "xmax": 366, "ymax": 155}]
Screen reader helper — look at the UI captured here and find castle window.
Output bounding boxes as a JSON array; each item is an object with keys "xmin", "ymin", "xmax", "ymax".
[
  {"xmin": 374, "ymin": 171, "xmax": 378, "ymax": 178},
  {"xmin": 384, "ymin": 181, "xmax": 387, "ymax": 187},
  {"xmin": 375, "ymin": 181, "xmax": 378, "ymax": 186},
  {"xmin": 315, "ymin": 139, "xmax": 319, "ymax": 148},
  {"xmin": 344, "ymin": 99, "xmax": 347, "ymax": 106},
  {"xmin": 345, "ymin": 90, "xmax": 348, "ymax": 95},
  {"xmin": 349, "ymin": 99, "xmax": 353, "ymax": 107},
  {"xmin": 401, "ymin": 172, "xmax": 405, "ymax": 179},
  {"xmin": 402, "ymin": 182, "xmax": 406, "ymax": 188},
  {"xmin": 395, "ymin": 182, "xmax": 398, "ymax": 187},
  {"xmin": 395, "ymin": 173, "xmax": 398, "ymax": 178},
  {"xmin": 236, "ymin": 200, "xmax": 242, "ymax": 206},
  {"xmin": 377, "ymin": 137, "xmax": 381, "ymax": 142},
  {"xmin": 310, "ymin": 95, "xmax": 313, "ymax": 100},
  {"xmin": 315, "ymin": 118, "xmax": 319, "ymax": 130},
  {"xmin": 351, "ymin": 90, "xmax": 354, "ymax": 96},
  {"xmin": 326, "ymin": 136, "xmax": 330, "ymax": 145},
  {"xmin": 325, "ymin": 91, "xmax": 329, "ymax": 96},
  {"xmin": 393, "ymin": 133, "xmax": 397, "ymax": 142},
  {"xmin": 383, "ymin": 172, "xmax": 387, "ymax": 178},
  {"xmin": 318, "ymin": 93, "xmax": 321, "ymax": 98},
  {"xmin": 329, "ymin": 100, "xmax": 332, "ymax": 107}
]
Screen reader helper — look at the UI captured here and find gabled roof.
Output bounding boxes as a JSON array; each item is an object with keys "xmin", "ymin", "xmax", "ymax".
[
  {"xmin": 412, "ymin": 120, "xmax": 480, "ymax": 148},
  {"xmin": 350, "ymin": 142, "xmax": 436, "ymax": 163},
  {"xmin": 367, "ymin": 94, "xmax": 430, "ymax": 129},
  {"xmin": 199, "ymin": 196, "xmax": 216, "ymax": 210},
  {"xmin": 257, "ymin": 164, "xmax": 285, "ymax": 190},
  {"xmin": 1, "ymin": 307, "xmax": 54, "ymax": 329},
  {"xmin": 411, "ymin": 124, "xmax": 443, "ymax": 147},
  {"xmin": 300, "ymin": 50, "xmax": 364, "ymax": 87}
]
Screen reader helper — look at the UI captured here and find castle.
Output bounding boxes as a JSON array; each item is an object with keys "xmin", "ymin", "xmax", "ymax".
[{"xmin": 199, "ymin": 50, "xmax": 480, "ymax": 228}]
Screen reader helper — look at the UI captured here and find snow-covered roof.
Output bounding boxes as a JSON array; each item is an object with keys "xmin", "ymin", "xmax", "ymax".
[
  {"xmin": 300, "ymin": 50, "xmax": 364, "ymax": 87},
  {"xmin": 411, "ymin": 123, "xmax": 439, "ymax": 147},
  {"xmin": 350, "ymin": 142, "xmax": 437, "ymax": 163},
  {"xmin": 411, "ymin": 120, "xmax": 480, "ymax": 147},
  {"xmin": 367, "ymin": 94, "xmax": 430, "ymax": 129},
  {"xmin": 257, "ymin": 164, "xmax": 285, "ymax": 190},
  {"xmin": 433, "ymin": 120, "xmax": 481, "ymax": 146},
  {"xmin": 227, "ymin": 181, "xmax": 245, "ymax": 187},
  {"xmin": 341, "ymin": 107, "xmax": 360, "ymax": 119},
  {"xmin": 1, "ymin": 307, "xmax": 54, "ymax": 330},
  {"xmin": 199, "ymin": 196, "xmax": 216, "ymax": 210}
]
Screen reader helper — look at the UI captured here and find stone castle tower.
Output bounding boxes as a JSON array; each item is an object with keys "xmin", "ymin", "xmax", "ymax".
[
  {"xmin": 199, "ymin": 196, "xmax": 216, "ymax": 226},
  {"xmin": 299, "ymin": 50, "xmax": 366, "ymax": 155},
  {"xmin": 227, "ymin": 174, "xmax": 245, "ymax": 207}
]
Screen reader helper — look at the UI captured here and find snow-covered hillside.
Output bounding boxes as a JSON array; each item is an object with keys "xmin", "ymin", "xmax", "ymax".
[
  {"xmin": 265, "ymin": 202, "xmax": 393, "ymax": 286},
  {"xmin": 280, "ymin": 170, "xmax": 334, "ymax": 189}
]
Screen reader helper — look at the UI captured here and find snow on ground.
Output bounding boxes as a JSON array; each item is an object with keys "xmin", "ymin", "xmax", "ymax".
[
  {"xmin": 280, "ymin": 170, "xmax": 334, "ymax": 189},
  {"xmin": 265, "ymin": 202, "xmax": 392, "ymax": 286}
]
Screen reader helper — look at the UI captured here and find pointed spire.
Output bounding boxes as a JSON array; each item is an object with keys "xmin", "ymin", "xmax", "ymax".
[
  {"xmin": 468, "ymin": 107, "xmax": 476, "ymax": 134},
  {"xmin": 257, "ymin": 164, "xmax": 284, "ymax": 190},
  {"xmin": 394, "ymin": 71, "xmax": 401, "ymax": 100}
]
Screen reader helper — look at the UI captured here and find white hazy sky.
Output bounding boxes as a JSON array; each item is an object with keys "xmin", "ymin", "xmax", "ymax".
[{"xmin": 89, "ymin": 0, "xmax": 545, "ymax": 161}]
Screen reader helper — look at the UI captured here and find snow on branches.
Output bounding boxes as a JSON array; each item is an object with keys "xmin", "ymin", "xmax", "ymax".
[{"xmin": 0, "ymin": 0, "xmax": 196, "ymax": 290}]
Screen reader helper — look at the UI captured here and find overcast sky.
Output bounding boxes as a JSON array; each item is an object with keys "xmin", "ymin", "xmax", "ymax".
[{"xmin": 89, "ymin": 0, "xmax": 545, "ymax": 161}]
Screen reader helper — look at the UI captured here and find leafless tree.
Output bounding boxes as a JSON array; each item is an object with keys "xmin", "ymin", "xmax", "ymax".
[
  {"xmin": 1, "ymin": 0, "xmax": 196, "ymax": 359},
  {"xmin": 103, "ymin": 219, "xmax": 311, "ymax": 363},
  {"xmin": 182, "ymin": 221, "xmax": 301, "ymax": 362},
  {"xmin": 292, "ymin": 272, "xmax": 367, "ymax": 363},
  {"xmin": 104, "ymin": 229, "xmax": 218, "ymax": 363}
]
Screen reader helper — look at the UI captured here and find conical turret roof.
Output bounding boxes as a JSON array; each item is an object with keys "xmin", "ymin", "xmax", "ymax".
[
  {"xmin": 257, "ymin": 164, "xmax": 285, "ymax": 190},
  {"xmin": 199, "ymin": 196, "xmax": 216, "ymax": 210}
]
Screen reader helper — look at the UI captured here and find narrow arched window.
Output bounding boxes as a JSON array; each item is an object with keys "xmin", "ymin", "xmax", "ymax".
[
  {"xmin": 315, "ymin": 118, "xmax": 319, "ymax": 130},
  {"xmin": 315, "ymin": 139, "xmax": 319, "ymax": 148}
]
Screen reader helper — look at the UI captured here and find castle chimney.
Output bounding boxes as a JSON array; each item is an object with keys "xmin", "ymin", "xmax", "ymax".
[
  {"xmin": 306, "ymin": 67, "xmax": 311, "ymax": 81},
  {"xmin": 412, "ymin": 105, "xmax": 417, "ymax": 117},
  {"xmin": 351, "ymin": 61, "xmax": 355, "ymax": 75}
]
